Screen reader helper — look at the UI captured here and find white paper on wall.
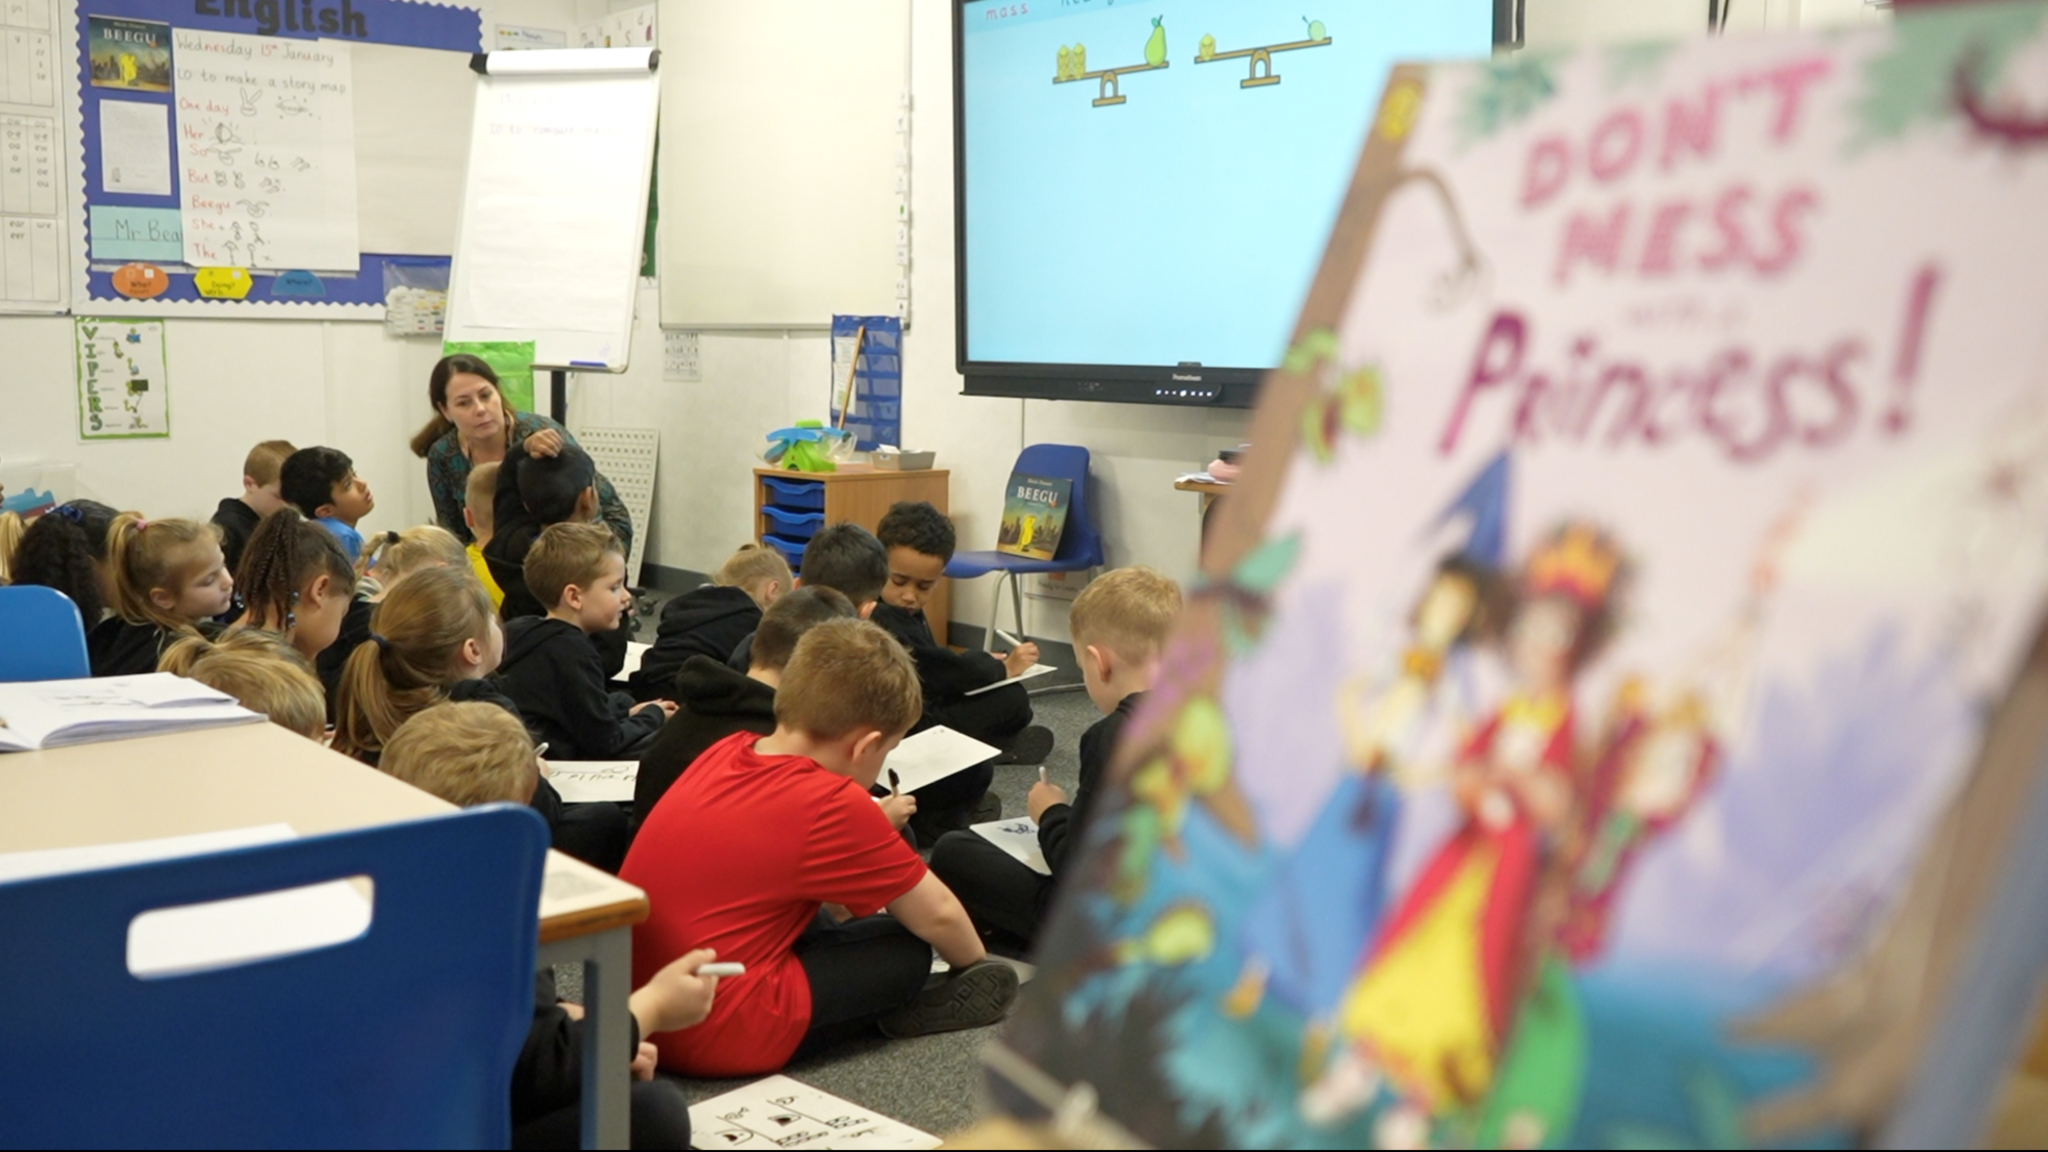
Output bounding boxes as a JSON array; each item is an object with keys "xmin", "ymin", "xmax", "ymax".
[
  {"xmin": 172, "ymin": 28, "xmax": 360, "ymax": 272},
  {"xmin": 351, "ymin": 42, "xmax": 471, "ymax": 256},
  {"xmin": 97, "ymin": 98, "xmax": 170, "ymax": 196}
]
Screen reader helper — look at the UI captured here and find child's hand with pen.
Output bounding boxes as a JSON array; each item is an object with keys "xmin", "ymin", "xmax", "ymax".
[
  {"xmin": 1028, "ymin": 764, "xmax": 1067, "ymax": 822},
  {"xmin": 996, "ymin": 629, "xmax": 1040, "ymax": 679},
  {"xmin": 878, "ymin": 767, "xmax": 917, "ymax": 830}
]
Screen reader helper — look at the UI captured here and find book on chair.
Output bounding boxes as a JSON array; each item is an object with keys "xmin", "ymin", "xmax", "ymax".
[
  {"xmin": 996, "ymin": 473, "xmax": 1071, "ymax": 561},
  {"xmin": 0, "ymin": 673, "xmax": 261, "ymax": 753}
]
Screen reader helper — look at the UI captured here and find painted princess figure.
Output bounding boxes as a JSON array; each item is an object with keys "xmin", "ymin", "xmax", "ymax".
[{"xmin": 1304, "ymin": 521, "xmax": 1629, "ymax": 1131}]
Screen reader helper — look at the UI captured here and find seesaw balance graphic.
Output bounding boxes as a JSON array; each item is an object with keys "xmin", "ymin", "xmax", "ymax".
[{"xmin": 1054, "ymin": 16, "xmax": 1332, "ymax": 108}]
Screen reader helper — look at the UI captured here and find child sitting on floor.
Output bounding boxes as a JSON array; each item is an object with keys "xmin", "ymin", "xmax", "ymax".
[
  {"xmin": 632, "ymin": 585, "xmax": 859, "ymax": 825},
  {"xmin": 871, "ymin": 501, "xmax": 1050, "ymax": 835},
  {"xmin": 724, "ymin": 522, "xmax": 888, "ymax": 670},
  {"xmin": 495, "ymin": 522, "xmax": 673, "ymax": 760},
  {"xmin": 233, "ymin": 508, "xmax": 360, "ymax": 691},
  {"xmin": 622, "ymin": 618, "xmax": 1018, "ymax": 1079},
  {"xmin": 929, "ymin": 566, "xmax": 1180, "ymax": 947},
  {"xmin": 629, "ymin": 543, "xmax": 788, "ymax": 703},
  {"xmin": 462, "ymin": 462, "xmax": 506, "ymax": 609},
  {"xmin": 279, "ymin": 446, "xmax": 376, "ymax": 564},
  {"xmin": 336, "ymin": 563, "xmax": 629, "ymax": 872},
  {"xmin": 9, "ymin": 500, "xmax": 120, "ymax": 625},
  {"xmin": 358, "ymin": 525, "xmax": 468, "ymax": 599},
  {"xmin": 158, "ymin": 629, "xmax": 326, "ymax": 740},
  {"xmin": 211, "ymin": 439, "xmax": 296, "ymax": 574},
  {"xmin": 88, "ymin": 514, "xmax": 236, "ymax": 677},
  {"xmin": 382, "ymin": 701, "xmax": 717, "ymax": 1150}
]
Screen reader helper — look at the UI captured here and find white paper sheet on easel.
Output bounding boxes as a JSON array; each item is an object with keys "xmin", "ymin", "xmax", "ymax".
[
  {"xmin": 0, "ymin": 823, "xmax": 372, "ymax": 977},
  {"xmin": 547, "ymin": 761, "xmax": 637, "ymax": 804},
  {"xmin": 688, "ymin": 1074, "xmax": 939, "ymax": 1150},
  {"xmin": 963, "ymin": 663, "xmax": 1056, "ymax": 696},
  {"xmin": 970, "ymin": 817, "xmax": 1050, "ymax": 876},
  {"xmin": 881, "ymin": 726, "xmax": 1001, "ymax": 795}
]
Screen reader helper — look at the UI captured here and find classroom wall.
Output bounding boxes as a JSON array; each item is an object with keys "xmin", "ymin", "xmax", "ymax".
[
  {"xmin": 568, "ymin": 0, "xmax": 1244, "ymax": 644},
  {"xmin": 0, "ymin": 0, "xmax": 580, "ymax": 537}
]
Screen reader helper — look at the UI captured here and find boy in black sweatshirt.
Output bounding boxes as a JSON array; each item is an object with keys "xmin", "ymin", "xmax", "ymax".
[
  {"xmin": 210, "ymin": 439, "xmax": 295, "ymax": 574},
  {"xmin": 871, "ymin": 502, "xmax": 1047, "ymax": 835},
  {"xmin": 484, "ymin": 436, "xmax": 634, "ymax": 679},
  {"xmin": 631, "ymin": 585, "xmax": 855, "ymax": 828},
  {"xmin": 496, "ymin": 522, "xmax": 674, "ymax": 761},
  {"xmin": 928, "ymin": 566, "xmax": 1181, "ymax": 947},
  {"xmin": 629, "ymin": 544, "xmax": 789, "ymax": 704}
]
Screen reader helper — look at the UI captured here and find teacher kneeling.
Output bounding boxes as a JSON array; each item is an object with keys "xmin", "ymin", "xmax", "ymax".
[{"xmin": 411, "ymin": 354, "xmax": 634, "ymax": 555}]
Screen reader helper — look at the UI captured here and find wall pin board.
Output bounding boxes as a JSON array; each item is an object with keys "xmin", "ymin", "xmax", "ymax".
[
  {"xmin": 0, "ymin": 0, "xmax": 69, "ymax": 314},
  {"xmin": 830, "ymin": 314, "xmax": 902, "ymax": 452},
  {"xmin": 66, "ymin": 0, "xmax": 481, "ymax": 316}
]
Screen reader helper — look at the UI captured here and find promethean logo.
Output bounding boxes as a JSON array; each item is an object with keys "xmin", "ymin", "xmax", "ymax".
[{"xmin": 1171, "ymin": 373, "xmax": 1203, "ymax": 382}]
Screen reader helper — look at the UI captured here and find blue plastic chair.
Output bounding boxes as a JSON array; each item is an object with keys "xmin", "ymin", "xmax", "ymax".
[
  {"xmin": 0, "ymin": 585, "xmax": 89, "ymax": 682},
  {"xmin": 946, "ymin": 444, "xmax": 1106, "ymax": 650},
  {"xmin": 0, "ymin": 804, "xmax": 549, "ymax": 1149}
]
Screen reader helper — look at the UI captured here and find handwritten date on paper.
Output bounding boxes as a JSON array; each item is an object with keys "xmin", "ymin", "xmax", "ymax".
[{"xmin": 172, "ymin": 29, "xmax": 360, "ymax": 273}]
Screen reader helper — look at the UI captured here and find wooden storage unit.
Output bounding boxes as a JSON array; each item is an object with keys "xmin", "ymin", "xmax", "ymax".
[{"xmin": 752, "ymin": 465, "xmax": 952, "ymax": 643}]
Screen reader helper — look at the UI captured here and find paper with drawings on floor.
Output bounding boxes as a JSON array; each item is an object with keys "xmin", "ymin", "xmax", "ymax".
[
  {"xmin": 546, "ymin": 761, "xmax": 637, "ymax": 804},
  {"xmin": 172, "ymin": 28, "xmax": 359, "ymax": 271},
  {"xmin": 0, "ymin": 672, "xmax": 259, "ymax": 752},
  {"xmin": 0, "ymin": 823, "xmax": 371, "ymax": 977},
  {"xmin": 612, "ymin": 640, "xmax": 651, "ymax": 683},
  {"xmin": 964, "ymin": 663, "xmax": 1056, "ymax": 696},
  {"xmin": 880, "ymin": 726, "xmax": 1001, "ymax": 795},
  {"xmin": 970, "ymin": 817, "xmax": 1051, "ymax": 876},
  {"xmin": 688, "ymin": 1074, "xmax": 938, "ymax": 1150}
]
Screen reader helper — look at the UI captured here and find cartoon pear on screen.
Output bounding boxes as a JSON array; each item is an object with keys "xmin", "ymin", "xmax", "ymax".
[{"xmin": 1145, "ymin": 16, "xmax": 1167, "ymax": 66}]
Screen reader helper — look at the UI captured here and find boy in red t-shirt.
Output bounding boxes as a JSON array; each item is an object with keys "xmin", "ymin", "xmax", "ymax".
[{"xmin": 622, "ymin": 618, "xmax": 1019, "ymax": 1077}]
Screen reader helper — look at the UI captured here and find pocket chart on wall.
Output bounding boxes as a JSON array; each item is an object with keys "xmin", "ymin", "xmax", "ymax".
[
  {"xmin": 172, "ymin": 28, "xmax": 360, "ymax": 272},
  {"xmin": 0, "ymin": 0, "xmax": 66, "ymax": 313},
  {"xmin": 66, "ymin": 0, "xmax": 482, "ymax": 316},
  {"xmin": 74, "ymin": 316, "xmax": 168, "ymax": 439}
]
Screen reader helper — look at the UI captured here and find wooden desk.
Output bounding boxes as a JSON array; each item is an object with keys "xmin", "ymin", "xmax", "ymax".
[
  {"xmin": 0, "ymin": 722, "xmax": 647, "ymax": 1150},
  {"xmin": 755, "ymin": 464, "xmax": 953, "ymax": 641}
]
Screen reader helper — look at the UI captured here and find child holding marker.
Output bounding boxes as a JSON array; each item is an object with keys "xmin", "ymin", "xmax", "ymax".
[
  {"xmin": 929, "ymin": 566, "xmax": 1181, "ymax": 946},
  {"xmin": 623, "ymin": 619, "xmax": 1018, "ymax": 1078},
  {"xmin": 381, "ymin": 701, "xmax": 717, "ymax": 1150}
]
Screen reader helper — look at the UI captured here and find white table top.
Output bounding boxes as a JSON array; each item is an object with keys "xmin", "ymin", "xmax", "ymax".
[{"xmin": 0, "ymin": 721, "xmax": 646, "ymax": 942}]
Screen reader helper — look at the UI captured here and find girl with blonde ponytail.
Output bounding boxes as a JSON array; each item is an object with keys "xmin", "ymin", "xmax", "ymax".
[
  {"xmin": 331, "ymin": 564, "xmax": 503, "ymax": 764},
  {"xmin": 89, "ymin": 513, "xmax": 235, "ymax": 676}
]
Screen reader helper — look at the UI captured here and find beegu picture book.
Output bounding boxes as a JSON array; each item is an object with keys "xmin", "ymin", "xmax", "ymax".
[
  {"xmin": 996, "ymin": 473, "xmax": 1071, "ymax": 561},
  {"xmin": 991, "ymin": 6, "xmax": 2048, "ymax": 1149}
]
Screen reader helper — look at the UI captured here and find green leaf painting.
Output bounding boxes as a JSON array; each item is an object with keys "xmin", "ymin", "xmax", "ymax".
[
  {"xmin": 1457, "ymin": 52, "xmax": 1565, "ymax": 146},
  {"xmin": 1849, "ymin": 1, "xmax": 2048, "ymax": 151}
]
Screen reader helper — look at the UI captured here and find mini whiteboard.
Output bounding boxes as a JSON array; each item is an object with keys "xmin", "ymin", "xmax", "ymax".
[{"xmin": 445, "ymin": 48, "xmax": 658, "ymax": 369}]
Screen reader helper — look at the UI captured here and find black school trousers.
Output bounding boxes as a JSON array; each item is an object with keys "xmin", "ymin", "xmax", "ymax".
[
  {"xmin": 927, "ymin": 831, "xmax": 1056, "ymax": 946},
  {"xmin": 512, "ymin": 1079, "xmax": 691, "ymax": 1150},
  {"xmin": 791, "ymin": 912, "xmax": 933, "ymax": 1058}
]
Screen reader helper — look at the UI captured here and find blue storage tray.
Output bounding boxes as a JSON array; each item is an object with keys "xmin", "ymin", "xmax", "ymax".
[
  {"xmin": 761, "ymin": 505, "xmax": 825, "ymax": 540},
  {"xmin": 762, "ymin": 532, "xmax": 808, "ymax": 570},
  {"xmin": 761, "ymin": 475, "xmax": 826, "ymax": 511}
]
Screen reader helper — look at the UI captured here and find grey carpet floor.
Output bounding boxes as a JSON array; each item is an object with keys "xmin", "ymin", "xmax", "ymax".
[{"xmin": 570, "ymin": 613, "xmax": 1101, "ymax": 1138}]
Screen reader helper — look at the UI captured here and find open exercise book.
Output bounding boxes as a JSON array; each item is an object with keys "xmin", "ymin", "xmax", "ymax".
[
  {"xmin": 689, "ymin": 1075, "xmax": 938, "ymax": 1150},
  {"xmin": 0, "ymin": 674, "xmax": 261, "ymax": 752},
  {"xmin": 992, "ymin": 7, "xmax": 2048, "ymax": 1149}
]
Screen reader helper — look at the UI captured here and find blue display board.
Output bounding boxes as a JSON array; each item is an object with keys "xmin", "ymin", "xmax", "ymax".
[
  {"xmin": 69, "ymin": 0, "xmax": 479, "ymax": 313},
  {"xmin": 830, "ymin": 314, "xmax": 903, "ymax": 452}
]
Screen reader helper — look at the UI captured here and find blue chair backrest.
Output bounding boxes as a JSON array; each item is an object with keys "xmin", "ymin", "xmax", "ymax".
[
  {"xmin": 1014, "ymin": 443, "xmax": 1105, "ymax": 567},
  {"xmin": 0, "ymin": 804, "xmax": 549, "ymax": 1149},
  {"xmin": 0, "ymin": 585, "xmax": 89, "ymax": 682}
]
